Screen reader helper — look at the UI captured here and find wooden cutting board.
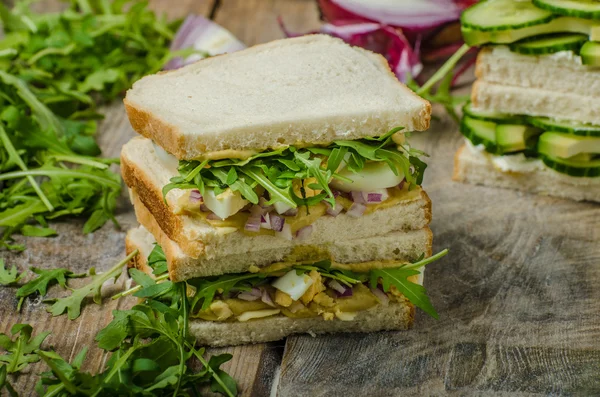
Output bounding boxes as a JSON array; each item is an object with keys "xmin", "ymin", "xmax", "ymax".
[{"xmin": 2, "ymin": 0, "xmax": 599, "ymax": 395}]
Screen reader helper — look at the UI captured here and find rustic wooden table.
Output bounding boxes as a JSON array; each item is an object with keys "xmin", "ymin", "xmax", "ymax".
[{"xmin": 2, "ymin": 1, "xmax": 600, "ymax": 396}]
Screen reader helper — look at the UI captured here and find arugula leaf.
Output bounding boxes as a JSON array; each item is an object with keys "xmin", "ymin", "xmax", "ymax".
[
  {"xmin": 48, "ymin": 250, "xmax": 138, "ymax": 320},
  {"xmin": 0, "ymin": 259, "xmax": 21, "ymax": 285},
  {"xmin": 148, "ymin": 243, "xmax": 168, "ymax": 275},
  {"xmin": 20, "ymin": 225, "xmax": 57, "ymax": 237},
  {"xmin": 0, "ymin": 364, "xmax": 18, "ymax": 397},
  {"xmin": 190, "ymin": 273, "xmax": 269, "ymax": 312},
  {"xmin": 164, "ymin": 128, "xmax": 428, "ymax": 211},
  {"xmin": 16, "ymin": 267, "xmax": 85, "ymax": 311},
  {"xmin": 0, "ymin": 323, "xmax": 50, "ymax": 373},
  {"xmin": 370, "ymin": 268, "xmax": 438, "ymax": 319}
]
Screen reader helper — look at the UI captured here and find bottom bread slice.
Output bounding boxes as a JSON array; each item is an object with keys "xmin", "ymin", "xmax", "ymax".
[
  {"xmin": 126, "ymin": 226, "xmax": 418, "ymax": 346},
  {"xmin": 453, "ymin": 144, "xmax": 600, "ymax": 202}
]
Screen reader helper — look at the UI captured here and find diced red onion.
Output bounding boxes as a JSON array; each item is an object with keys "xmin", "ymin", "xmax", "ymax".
[
  {"xmin": 347, "ymin": 202, "xmax": 366, "ymax": 218},
  {"xmin": 164, "ymin": 15, "xmax": 246, "ymax": 70},
  {"xmin": 282, "ymin": 208, "xmax": 298, "ymax": 217},
  {"xmin": 295, "ymin": 225, "xmax": 313, "ymax": 240},
  {"xmin": 350, "ymin": 191, "xmax": 365, "ymax": 204},
  {"xmin": 328, "ymin": 280, "xmax": 346, "ymax": 294},
  {"xmin": 206, "ymin": 213, "xmax": 223, "ymax": 221},
  {"xmin": 370, "ymin": 287, "xmax": 389, "ymax": 306},
  {"xmin": 365, "ymin": 189, "xmax": 389, "ymax": 204},
  {"xmin": 249, "ymin": 287, "xmax": 262, "ymax": 297},
  {"xmin": 245, "ymin": 216, "xmax": 261, "ymax": 232},
  {"xmin": 250, "ymin": 205, "xmax": 265, "ymax": 217},
  {"xmin": 398, "ymin": 179, "xmax": 406, "ymax": 190},
  {"xmin": 261, "ymin": 289, "xmax": 276, "ymax": 307},
  {"xmin": 189, "ymin": 189, "xmax": 203, "ymax": 203},
  {"xmin": 238, "ymin": 291, "xmax": 260, "ymax": 301},
  {"xmin": 200, "ymin": 204, "xmax": 210, "ymax": 212},
  {"xmin": 331, "ymin": 189, "xmax": 342, "ymax": 198},
  {"xmin": 270, "ymin": 213, "xmax": 285, "ymax": 232},
  {"xmin": 325, "ymin": 199, "xmax": 343, "ymax": 217},
  {"xmin": 276, "ymin": 223, "xmax": 293, "ymax": 241},
  {"xmin": 260, "ymin": 213, "xmax": 272, "ymax": 230},
  {"xmin": 259, "ymin": 197, "xmax": 274, "ymax": 213}
]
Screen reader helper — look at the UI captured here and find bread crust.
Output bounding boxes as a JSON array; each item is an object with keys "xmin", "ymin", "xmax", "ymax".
[{"xmin": 124, "ymin": 35, "xmax": 431, "ymax": 159}]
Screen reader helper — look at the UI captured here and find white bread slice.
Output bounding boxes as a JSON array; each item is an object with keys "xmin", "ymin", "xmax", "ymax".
[
  {"xmin": 126, "ymin": 227, "xmax": 419, "ymax": 346},
  {"xmin": 471, "ymin": 81, "xmax": 600, "ymax": 126},
  {"xmin": 475, "ymin": 46, "xmax": 600, "ymax": 99},
  {"xmin": 122, "ymin": 137, "xmax": 432, "ymax": 261},
  {"xmin": 453, "ymin": 144, "xmax": 600, "ymax": 202},
  {"xmin": 124, "ymin": 34, "xmax": 431, "ymax": 160},
  {"xmin": 128, "ymin": 202, "xmax": 433, "ymax": 281}
]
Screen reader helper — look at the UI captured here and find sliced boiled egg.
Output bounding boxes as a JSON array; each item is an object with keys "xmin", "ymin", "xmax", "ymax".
[
  {"xmin": 272, "ymin": 270, "xmax": 314, "ymax": 300},
  {"xmin": 203, "ymin": 188, "xmax": 248, "ymax": 220},
  {"xmin": 330, "ymin": 161, "xmax": 404, "ymax": 193}
]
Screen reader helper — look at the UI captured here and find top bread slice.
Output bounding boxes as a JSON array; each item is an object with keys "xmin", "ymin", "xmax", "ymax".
[{"xmin": 124, "ymin": 34, "xmax": 431, "ymax": 160}]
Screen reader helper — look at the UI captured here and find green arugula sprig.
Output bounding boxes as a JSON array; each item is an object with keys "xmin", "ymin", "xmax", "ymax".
[
  {"xmin": 0, "ymin": 259, "xmax": 22, "ymax": 285},
  {"xmin": 0, "ymin": 324, "xmax": 50, "ymax": 374},
  {"xmin": 0, "ymin": 0, "xmax": 186, "ymax": 250},
  {"xmin": 163, "ymin": 127, "xmax": 428, "ymax": 209},
  {"xmin": 16, "ymin": 267, "xmax": 85, "ymax": 311}
]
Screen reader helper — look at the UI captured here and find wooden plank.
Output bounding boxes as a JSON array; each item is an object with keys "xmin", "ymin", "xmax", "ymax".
[
  {"xmin": 276, "ymin": 112, "xmax": 600, "ymax": 396},
  {"xmin": 213, "ymin": 0, "xmax": 321, "ymax": 46}
]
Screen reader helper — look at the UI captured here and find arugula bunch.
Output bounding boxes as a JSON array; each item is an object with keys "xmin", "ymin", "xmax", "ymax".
[
  {"xmin": 0, "ymin": 1, "xmax": 184, "ymax": 250},
  {"xmin": 163, "ymin": 127, "xmax": 428, "ymax": 209}
]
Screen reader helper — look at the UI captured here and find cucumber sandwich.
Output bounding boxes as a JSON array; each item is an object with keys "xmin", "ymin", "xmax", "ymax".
[
  {"xmin": 454, "ymin": 0, "xmax": 600, "ymax": 202},
  {"xmin": 121, "ymin": 35, "xmax": 447, "ymax": 346}
]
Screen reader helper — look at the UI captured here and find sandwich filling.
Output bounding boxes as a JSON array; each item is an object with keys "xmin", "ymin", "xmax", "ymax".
[
  {"xmin": 160, "ymin": 128, "xmax": 429, "ymax": 238},
  {"xmin": 144, "ymin": 245, "xmax": 448, "ymax": 323},
  {"xmin": 460, "ymin": 102, "xmax": 600, "ymax": 178}
]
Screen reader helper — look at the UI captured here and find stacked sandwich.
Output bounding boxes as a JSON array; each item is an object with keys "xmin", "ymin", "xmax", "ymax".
[
  {"xmin": 121, "ymin": 35, "xmax": 444, "ymax": 346},
  {"xmin": 454, "ymin": 0, "xmax": 600, "ymax": 201}
]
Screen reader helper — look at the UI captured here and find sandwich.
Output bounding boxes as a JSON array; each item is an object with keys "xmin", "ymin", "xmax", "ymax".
[
  {"xmin": 453, "ymin": 0, "xmax": 600, "ymax": 202},
  {"xmin": 121, "ymin": 34, "xmax": 446, "ymax": 346}
]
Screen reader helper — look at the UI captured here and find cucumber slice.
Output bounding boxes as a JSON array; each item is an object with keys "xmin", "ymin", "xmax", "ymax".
[
  {"xmin": 462, "ymin": 102, "xmax": 524, "ymax": 124},
  {"xmin": 580, "ymin": 41, "xmax": 600, "ymax": 66},
  {"xmin": 509, "ymin": 33, "xmax": 587, "ymax": 54},
  {"xmin": 496, "ymin": 124, "xmax": 542, "ymax": 153},
  {"xmin": 533, "ymin": 0, "xmax": 600, "ymax": 20},
  {"xmin": 462, "ymin": 17, "xmax": 600, "ymax": 46},
  {"xmin": 540, "ymin": 154, "xmax": 600, "ymax": 177},
  {"xmin": 461, "ymin": 0, "xmax": 554, "ymax": 32},
  {"xmin": 528, "ymin": 116, "xmax": 600, "ymax": 137},
  {"xmin": 460, "ymin": 116, "xmax": 498, "ymax": 153},
  {"xmin": 538, "ymin": 131, "xmax": 600, "ymax": 158}
]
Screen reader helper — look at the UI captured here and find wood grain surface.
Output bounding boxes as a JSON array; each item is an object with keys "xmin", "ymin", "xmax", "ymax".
[{"xmin": 1, "ymin": 0, "xmax": 600, "ymax": 396}]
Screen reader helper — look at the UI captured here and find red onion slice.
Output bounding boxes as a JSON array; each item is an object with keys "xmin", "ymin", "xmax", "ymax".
[
  {"xmin": 295, "ymin": 225, "xmax": 313, "ymax": 240},
  {"xmin": 325, "ymin": 199, "xmax": 343, "ymax": 217},
  {"xmin": 200, "ymin": 204, "xmax": 210, "ymax": 212},
  {"xmin": 164, "ymin": 15, "xmax": 246, "ymax": 70},
  {"xmin": 238, "ymin": 291, "xmax": 260, "ymax": 301},
  {"xmin": 245, "ymin": 216, "xmax": 261, "ymax": 232},
  {"xmin": 282, "ymin": 208, "xmax": 298, "ymax": 217},
  {"xmin": 328, "ymin": 279, "xmax": 347, "ymax": 294},
  {"xmin": 350, "ymin": 191, "xmax": 365, "ymax": 204},
  {"xmin": 365, "ymin": 189, "xmax": 389, "ymax": 204},
  {"xmin": 346, "ymin": 202, "xmax": 366, "ymax": 218},
  {"xmin": 370, "ymin": 287, "xmax": 389, "ymax": 306},
  {"xmin": 270, "ymin": 213, "xmax": 285, "ymax": 232},
  {"xmin": 261, "ymin": 289, "xmax": 276, "ymax": 307},
  {"xmin": 261, "ymin": 213, "xmax": 272, "ymax": 230},
  {"xmin": 206, "ymin": 213, "xmax": 224, "ymax": 221},
  {"xmin": 189, "ymin": 189, "xmax": 203, "ymax": 203},
  {"xmin": 249, "ymin": 287, "xmax": 262, "ymax": 297}
]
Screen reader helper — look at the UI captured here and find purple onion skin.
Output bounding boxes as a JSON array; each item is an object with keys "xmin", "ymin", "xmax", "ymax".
[{"xmin": 335, "ymin": 287, "xmax": 353, "ymax": 298}]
